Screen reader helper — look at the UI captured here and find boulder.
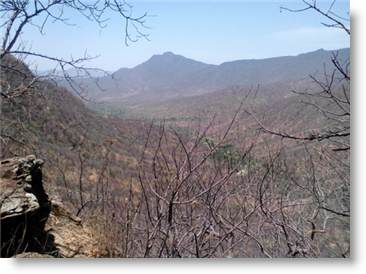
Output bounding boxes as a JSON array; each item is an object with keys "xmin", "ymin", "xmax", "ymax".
[
  {"xmin": 1, "ymin": 155, "xmax": 47, "ymax": 219},
  {"xmin": 1, "ymin": 155, "xmax": 97, "ymax": 258},
  {"xmin": 1, "ymin": 155, "xmax": 50, "ymax": 257}
]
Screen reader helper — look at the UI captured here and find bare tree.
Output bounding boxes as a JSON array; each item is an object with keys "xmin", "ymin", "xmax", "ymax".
[
  {"xmin": 244, "ymin": 0, "xmax": 350, "ymax": 257},
  {"xmin": 1, "ymin": 0, "xmax": 150, "ymax": 157},
  {"xmin": 250, "ymin": 0, "xmax": 351, "ymax": 151},
  {"xmin": 281, "ymin": 0, "xmax": 350, "ymax": 35},
  {"xmin": 0, "ymin": 0, "xmax": 150, "ymax": 100},
  {"xmin": 1, "ymin": 0, "xmax": 350, "ymax": 258}
]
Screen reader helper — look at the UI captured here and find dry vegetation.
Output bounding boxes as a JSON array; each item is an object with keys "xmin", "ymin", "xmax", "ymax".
[
  {"xmin": 1, "ymin": 57, "xmax": 350, "ymax": 257},
  {"xmin": 1, "ymin": 0, "xmax": 349, "ymax": 258}
]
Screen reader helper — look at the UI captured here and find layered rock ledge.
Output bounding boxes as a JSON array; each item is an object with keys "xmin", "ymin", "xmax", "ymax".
[{"xmin": 1, "ymin": 155, "xmax": 96, "ymax": 258}]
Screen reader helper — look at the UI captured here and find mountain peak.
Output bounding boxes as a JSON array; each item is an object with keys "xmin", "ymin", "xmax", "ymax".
[
  {"xmin": 163, "ymin": 51, "xmax": 174, "ymax": 56},
  {"xmin": 139, "ymin": 51, "xmax": 209, "ymax": 73},
  {"xmin": 88, "ymin": 47, "xmax": 349, "ymax": 103},
  {"xmin": 148, "ymin": 51, "xmax": 179, "ymax": 63}
]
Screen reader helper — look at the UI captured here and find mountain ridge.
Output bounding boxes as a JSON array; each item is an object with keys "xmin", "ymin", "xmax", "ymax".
[{"xmin": 68, "ymin": 47, "xmax": 350, "ymax": 104}]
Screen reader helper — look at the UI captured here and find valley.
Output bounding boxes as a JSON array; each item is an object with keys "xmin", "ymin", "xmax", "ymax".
[{"xmin": 1, "ymin": 48, "xmax": 350, "ymax": 258}]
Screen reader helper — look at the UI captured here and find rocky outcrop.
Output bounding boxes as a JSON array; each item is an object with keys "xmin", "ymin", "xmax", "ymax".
[
  {"xmin": 1, "ymin": 155, "xmax": 50, "ymax": 257},
  {"xmin": 1, "ymin": 155, "xmax": 97, "ymax": 258}
]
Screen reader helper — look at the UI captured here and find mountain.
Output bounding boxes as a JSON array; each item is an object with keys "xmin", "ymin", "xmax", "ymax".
[
  {"xmin": 78, "ymin": 51, "xmax": 215, "ymax": 102},
  {"xmin": 1, "ymin": 51, "xmax": 349, "ymax": 258},
  {"xmin": 0, "ymin": 55, "xmax": 179, "ymax": 212},
  {"xmin": 35, "ymin": 68, "xmax": 110, "ymax": 78},
  {"xmin": 75, "ymin": 48, "xmax": 350, "ymax": 105}
]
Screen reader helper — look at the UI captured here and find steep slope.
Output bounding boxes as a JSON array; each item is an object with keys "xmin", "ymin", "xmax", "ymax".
[
  {"xmin": 80, "ymin": 52, "xmax": 215, "ymax": 102},
  {"xmin": 1, "ymin": 53, "xmax": 349, "ymax": 258},
  {"xmin": 0, "ymin": 55, "xmax": 177, "ymax": 216}
]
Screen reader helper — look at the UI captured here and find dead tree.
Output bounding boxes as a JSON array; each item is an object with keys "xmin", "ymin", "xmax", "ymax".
[{"xmin": 1, "ymin": 0, "xmax": 150, "ymax": 100}]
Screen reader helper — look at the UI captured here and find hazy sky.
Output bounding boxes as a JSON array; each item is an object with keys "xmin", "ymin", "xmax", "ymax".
[{"xmin": 17, "ymin": 0, "xmax": 350, "ymax": 71}]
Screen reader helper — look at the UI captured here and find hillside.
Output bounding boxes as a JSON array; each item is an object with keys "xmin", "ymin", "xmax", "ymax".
[
  {"xmin": 0, "ymin": 55, "xmax": 178, "ymax": 213},
  {"xmin": 74, "ymin": 48, "xmax": 350, "ymax": 105},
  {"xmin": 1, "ymin": 51, "xmax": 349, "ymax": 258},
  {"xmin": 93, "ymin": 80, "xmax": 309, "ymax": 120}
]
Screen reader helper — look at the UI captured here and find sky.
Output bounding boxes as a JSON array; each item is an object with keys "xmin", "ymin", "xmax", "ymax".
[{"xmin": 12, "ymin": 0, "xmax": 350, "ymax": 72}]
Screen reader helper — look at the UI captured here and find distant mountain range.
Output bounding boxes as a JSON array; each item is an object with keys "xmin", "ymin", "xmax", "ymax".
[
  {"xmin": 36, "ymin": 67, "xmax": 111, "ymax": 79},
  {"xmin": 74, "ymin": 48, "xmax": 350, "ymax": 105}
]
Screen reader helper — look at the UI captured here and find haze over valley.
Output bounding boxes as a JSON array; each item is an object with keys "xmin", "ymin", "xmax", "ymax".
[
  {"xmin": 1, "ymin": 0, "xmax": 350, "ymax": 260},
  {"xmin": 77, "ymin": 48, "xmax": 350, "ymax": 127}
]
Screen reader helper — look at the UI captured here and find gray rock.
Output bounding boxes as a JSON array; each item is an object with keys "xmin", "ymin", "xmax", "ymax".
[
  {"xmin": 1, "ymin": 155, "xmax": 98, "ymax": 258},
  {"xmin": 1, "ymin": 155, "xmax": 50, "ymax": 257}
]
